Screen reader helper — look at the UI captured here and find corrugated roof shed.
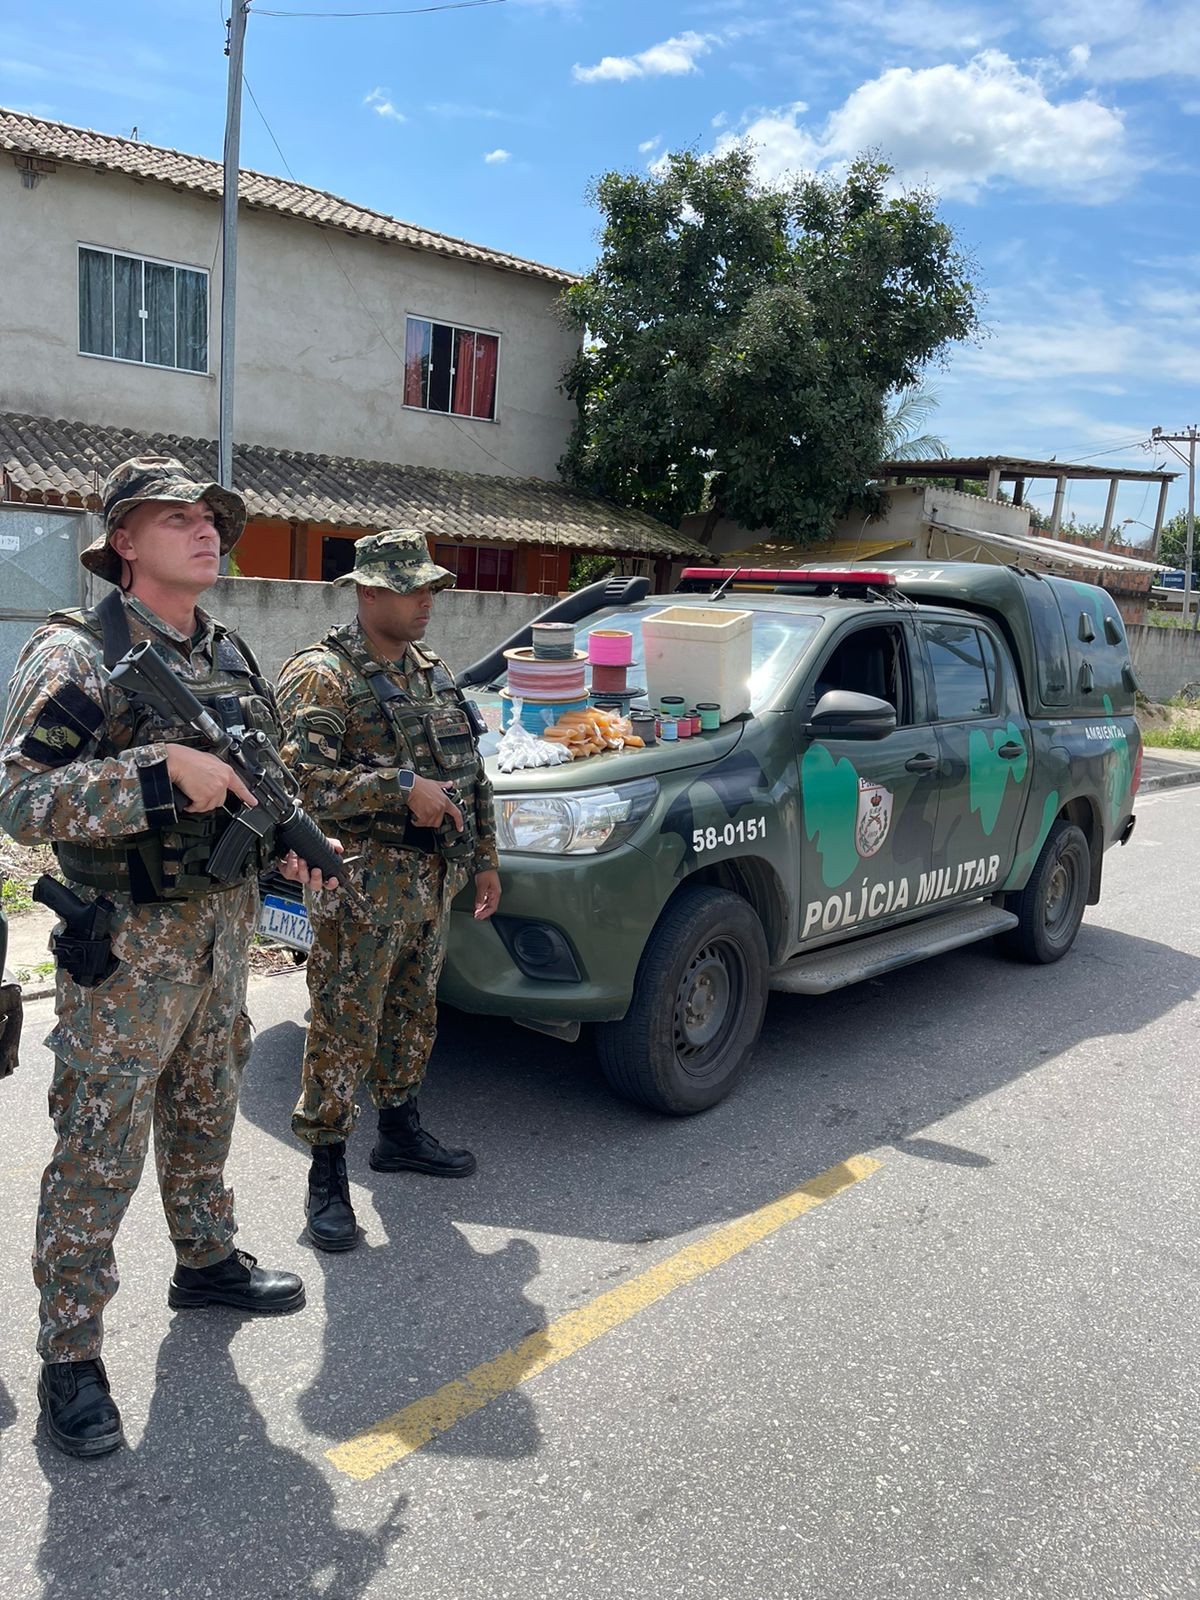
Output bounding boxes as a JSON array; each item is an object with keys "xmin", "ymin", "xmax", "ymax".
[{"xmin": 0, "ymin": 411, "xmax": 703, "ymax": 560}]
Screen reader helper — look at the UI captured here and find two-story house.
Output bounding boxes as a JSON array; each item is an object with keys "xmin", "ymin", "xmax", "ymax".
[{"xmin": 0, "ymin": 108, "xmax": 698, "ymax": 602}]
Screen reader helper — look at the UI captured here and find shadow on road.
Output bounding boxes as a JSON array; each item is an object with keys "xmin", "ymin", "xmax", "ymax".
[
  {"xmin": 234, "ymin": 920, "xmax": 1200, "ymax": 1443},
  {"xmin": 32, "ymin": 1314, "xmax": 406, "ymax": 1600}
]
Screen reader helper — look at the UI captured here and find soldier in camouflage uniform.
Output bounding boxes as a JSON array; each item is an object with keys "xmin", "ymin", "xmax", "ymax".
[
  {"xmin": 277, "ymin": 530, "xmax": 501, "ymax": 1252},
  {"xmin": 0, "ymin": 457, "xmax": 327, "ymax": 1459}
]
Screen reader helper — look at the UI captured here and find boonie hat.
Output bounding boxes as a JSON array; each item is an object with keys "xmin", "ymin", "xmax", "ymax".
[
  {"xmin": 332, "ymin": 529, "xmax": 455, "ymax": 595},
  {"xmin": 82, "ymin": 455, "xmax": 247, "ymax": 584}
]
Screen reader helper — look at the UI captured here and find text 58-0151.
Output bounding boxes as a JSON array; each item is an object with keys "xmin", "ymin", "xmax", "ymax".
[{"xmin": 692, "ymin": 818, "xmax": 766, "ymax": 854}]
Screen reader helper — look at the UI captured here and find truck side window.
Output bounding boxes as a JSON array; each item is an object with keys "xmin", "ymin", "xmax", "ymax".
[
  {"xmin": 812, "ymin": 624, "xmax": 910, "ymax": 724},
  {"xmin": 922, "ymin": 623, "xmax": 994, "ymax": 720}
]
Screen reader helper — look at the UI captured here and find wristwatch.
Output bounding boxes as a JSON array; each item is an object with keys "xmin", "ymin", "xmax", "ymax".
[{"xmin": 395, "ymin": 768, "xmax": 416, "ymax": 794}]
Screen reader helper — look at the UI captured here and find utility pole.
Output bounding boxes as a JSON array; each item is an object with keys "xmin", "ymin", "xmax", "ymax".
[
  {"xmin": 219, "ymin": 3, "xmax": 249, "ymax": 493},
  {"xmin": 1152, "ymin": 425, "xmax": 1198, "ymax": 625}
]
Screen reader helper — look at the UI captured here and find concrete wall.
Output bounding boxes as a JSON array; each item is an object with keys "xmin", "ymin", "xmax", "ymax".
[
  {"xmin": 203, "ymin": 577, "xmax": 547, "ymax": 684},
  {"xmin": 1127, "ymin": 622, "xmax": 1200, "ymax": 702},
  {"xmin": 1, "ymin": 159, "xmax": 578, "ymax": 480}
]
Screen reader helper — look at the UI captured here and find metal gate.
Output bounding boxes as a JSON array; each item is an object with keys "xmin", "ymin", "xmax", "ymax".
[{"xmin": 0, "ymin": 506, "xmax": 88, "ymax": 717}]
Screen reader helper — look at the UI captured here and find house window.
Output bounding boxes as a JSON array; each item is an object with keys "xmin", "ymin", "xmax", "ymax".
[
  {"xmin": 435, "ymin": 543, "xmax": 514, "ymax": 592},
  {"xmin": 78, "ymin": 245, "xmax": 208, "ymax": 373},
  {"xmin": 404, "ymin": 317, "xmax": 499, "ymax": 421}
]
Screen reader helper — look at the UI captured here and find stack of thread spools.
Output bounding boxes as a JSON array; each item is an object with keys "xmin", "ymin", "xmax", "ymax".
[
  {"xmin": 502, "ymin": 621, "xmax": 589, "ymax": 733},
  {"xmin": 586, "ymin": 629, "xmax": 645, "ymax": 721}
]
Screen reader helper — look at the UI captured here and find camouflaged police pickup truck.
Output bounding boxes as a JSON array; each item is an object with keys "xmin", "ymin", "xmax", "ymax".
[{"xmin": 439, "ymin": 563, "xmax": 1141, "ymax": 1116}]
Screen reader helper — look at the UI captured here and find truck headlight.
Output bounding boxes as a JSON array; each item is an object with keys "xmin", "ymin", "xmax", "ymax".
[{"xmin": 497, "ymin": 778, "xmax": 659, "ymax": 855}]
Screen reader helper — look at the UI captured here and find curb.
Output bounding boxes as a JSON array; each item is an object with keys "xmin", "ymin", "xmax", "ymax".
[{"xmin": 1140, "ymin": 769, "xmax": 1200, "ymax": 793}]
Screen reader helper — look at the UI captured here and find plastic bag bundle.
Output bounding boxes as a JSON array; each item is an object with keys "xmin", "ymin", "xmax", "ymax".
[{"xmin": 496, "ymin": 707, "xmax": 572, "ymax": 773}]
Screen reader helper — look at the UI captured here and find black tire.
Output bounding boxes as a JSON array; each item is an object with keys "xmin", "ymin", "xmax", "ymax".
[
  {"xmin": 594, "ymin": 885, "xmax": 769, "ymax": 1115},
  {"xmin": 998, "ymin": 819, "xmax": 1090, "ymax": 964}
]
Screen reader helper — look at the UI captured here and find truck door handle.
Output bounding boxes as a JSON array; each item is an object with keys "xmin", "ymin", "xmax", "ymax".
[
  {"xmin": 998, "ymin": 742, "xmax": 1024, "ymax": 760},
  {"xmin": 905, "ymin": 754, "xmax": 939, "ymax": 773}
]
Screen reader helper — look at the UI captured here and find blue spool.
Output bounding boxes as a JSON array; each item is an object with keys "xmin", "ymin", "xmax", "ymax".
[{"xmin": 501, "ymin": 693, "xmax": 588, "ymax": 735}]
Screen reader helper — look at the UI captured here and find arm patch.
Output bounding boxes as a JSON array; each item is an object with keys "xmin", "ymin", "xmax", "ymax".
[
  {"xmin": 296, "ymin": 707, "xmax": 346, "ymax": 768},
  {"xmin": 19, "ymin": 682, "xmax": 105, "ymax": 767}
]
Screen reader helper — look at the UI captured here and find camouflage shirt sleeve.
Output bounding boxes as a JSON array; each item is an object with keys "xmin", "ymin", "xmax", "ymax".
[
  {"xmin": 472, "ymin": 762, "xmax": 499, "ymax": 874},
  {"xmin": 276, "ymin": 651, "xmax": 406, "ymax": 822},
  {"xmin": 0, "ymin": 624, "xmax": 176, "ymax": 847}
]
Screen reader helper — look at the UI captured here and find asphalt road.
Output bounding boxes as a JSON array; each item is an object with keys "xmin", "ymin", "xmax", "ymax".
[{"xmin": 0, "ymin": 788, "xmax": 1197, "ymax": 1600}]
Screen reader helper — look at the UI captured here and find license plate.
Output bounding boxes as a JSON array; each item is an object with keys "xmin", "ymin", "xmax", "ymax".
[{"xmin": 258, "ymin": 893, "xmax": 313, "ymax": 952}]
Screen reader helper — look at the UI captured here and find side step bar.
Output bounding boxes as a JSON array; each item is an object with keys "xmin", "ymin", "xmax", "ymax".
[{"xmin": 769, "ymin": 902, "xmax": 1018, "ymax": 996}]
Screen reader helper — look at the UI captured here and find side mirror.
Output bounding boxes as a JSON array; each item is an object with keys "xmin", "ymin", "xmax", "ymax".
[{"xmin": 805, "ymin": 690, "xmax": 897, "ymax": 741}]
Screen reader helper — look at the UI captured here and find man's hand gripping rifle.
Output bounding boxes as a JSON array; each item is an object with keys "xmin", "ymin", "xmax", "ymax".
[{"xmin": 109, "ymin": 640, "xmax": 366, "ymax": 912}]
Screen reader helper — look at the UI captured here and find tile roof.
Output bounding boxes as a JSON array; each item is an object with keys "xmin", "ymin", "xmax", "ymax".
[
  {"xmin": 0, "ymin": 412, "xmax": 704, "ymax": 561},
  {"xmin": 1, "ymin": 107, "xmax": 577, "ymax": 287}
]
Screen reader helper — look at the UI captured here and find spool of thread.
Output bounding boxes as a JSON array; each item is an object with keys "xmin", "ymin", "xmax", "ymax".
[
  {"xmin": 697, "ymin": 702, "xmax": 720, "ymax": 731},
  {"xmin": 505, "ymin": 647, "xmax": 587, "ymax": 700},
  {"xmin": 531, "ymin": 621, "xmax": 576, "ymax": 659},
  {"xmin": 677, "ymin": 714, "xmax": 693, "ymax": 739},
  {"xmin": 659, "ymin": 693, "xmax": 685, "ymax": 719},
  {"xmin": 591, "ymin": 662, "xmax": 630, "ymax": 695},
  {"xmin": 588, "ymin": 629, "xmax": 634, "ymax": 667},
  {"xmin": 631, "ymin": 710, "xmax": 657, "ymax": 746},
  {"xmin": 685, "ymin": 709, "xmax": 701, "ymax": 736},
  {"xmin": 660, "ymin": 716, "xmax": 678, "ymax": 742}
]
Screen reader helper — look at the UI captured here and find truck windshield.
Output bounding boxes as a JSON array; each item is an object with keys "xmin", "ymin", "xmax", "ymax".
[{"xmin": 480, "ymin": 606, "xmax": 821, "ymax": 718}]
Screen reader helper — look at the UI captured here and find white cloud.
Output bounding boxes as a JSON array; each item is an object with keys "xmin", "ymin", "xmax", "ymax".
[
  {"xmin": 953, "ymin": 282, "xmax": 1200, "ymax": 388},
  {"xmin": 364, "ymin": 87, "xmax": 405, "ymax": 123},
  {"xmin": 835, "ymin": 0, "xmax": 1011, "ymax": 53},
  {"xmin": 715, "ymin": 53, "xmax": 1135, "ymax": 202},
  {"xmin": 483, "ymin": 147, "xmax": 511, "ymax": 164},
  {"xmin": 638, "ymin": 135, "xmax": 661, "ymax": 153},
  {"xmin": 1032, "ymin": 1, "xmax": 1200, "ymax": 83},
  {"xmin": 573, "ymin": 31, "xmax": 716, "ymax": 85}
]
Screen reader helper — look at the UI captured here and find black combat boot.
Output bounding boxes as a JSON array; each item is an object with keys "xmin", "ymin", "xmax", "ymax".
[
  {"xmin": 168, "ymin": 1249, "xmax": 305, "ymax": 1313},
  {"xmin": 369, "ymin": 1098, "xmax": 477, "ymax": 1178},
  {"xmin": 305, "ymin": 1141, "xmax": 359, "ymax": 1252},
  {"xmin": 38, "ymin": 1357, "xmax": 124, "ymax": 1459}
]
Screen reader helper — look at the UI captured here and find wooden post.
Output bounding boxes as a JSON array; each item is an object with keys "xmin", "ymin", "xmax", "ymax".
[
  {"xmin": 1151, "ymin": 477, "xmax": 1170, "ymax": 558},
  {"xmin": 1100, "ymin": 478, "xmax": 1120, "ymax": 548},
  {"xmin": 1012, "ymin": 477, "xmax": 1025, "ymax": 507},
  {"xmin": 1049, "ymin": 474, "xmax": 1067, "ymax": 536}
]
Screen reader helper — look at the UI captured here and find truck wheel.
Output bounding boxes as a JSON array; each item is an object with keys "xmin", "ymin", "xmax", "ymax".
[
  {"xmin": 595, "ymin": 885, "xmax": 768, "ymax": 1115},
  {"xmin": 999, "ymin": 820, "xmax": 1090, "ymax": 964}
]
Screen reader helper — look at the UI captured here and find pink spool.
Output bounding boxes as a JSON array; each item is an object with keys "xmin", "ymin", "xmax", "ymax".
[{"xmin": 588, "ymin": 629, "xmax": 633, "ymax": 667}]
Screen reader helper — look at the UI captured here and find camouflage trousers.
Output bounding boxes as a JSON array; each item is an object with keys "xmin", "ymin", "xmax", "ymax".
[
  {"xmin": 36, "ymin": 881, "xmax": 257, "ymax": 1361},
  {"xmin": 292, "ymin": 849, "xmax": 466, "ymax": 1146}
]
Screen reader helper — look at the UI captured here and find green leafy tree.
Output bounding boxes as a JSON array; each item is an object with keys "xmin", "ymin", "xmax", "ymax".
[
  {"xmin": 1157, "ymin": 511, "xmax": 1194, "ymax": 568},
  {"xmin": 560, "ymin": 148, "xmax": 981, "ymax": 544}
]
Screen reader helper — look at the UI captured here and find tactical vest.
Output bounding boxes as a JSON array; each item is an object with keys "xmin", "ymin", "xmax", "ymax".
[
  {"xmin": 324, "ymin": 625, "xmax": 481, "ymax": 860},
  {"xmin": 49, "ymin": 590, "xmax": 279, "ymax": 902}
]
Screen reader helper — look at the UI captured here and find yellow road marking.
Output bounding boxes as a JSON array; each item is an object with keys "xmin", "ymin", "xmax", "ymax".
[{"xmin": 327, "ymin": 1153, "xmax": 882, "ymax": 1482}]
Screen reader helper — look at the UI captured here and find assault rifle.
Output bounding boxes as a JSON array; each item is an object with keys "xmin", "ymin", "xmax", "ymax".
[{"xmin": 108, "ymin": 640, "xmax": 362, "ymax": 908}]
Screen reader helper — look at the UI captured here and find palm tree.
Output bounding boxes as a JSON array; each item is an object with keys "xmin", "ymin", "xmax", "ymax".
[{"xmin": 880, "ymin": 386, "xmax": 948, "ymax": 463}]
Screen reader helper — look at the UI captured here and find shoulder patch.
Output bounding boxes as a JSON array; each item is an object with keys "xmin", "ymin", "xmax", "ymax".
[{"xmin": 20, "ymin": 681, "xmax": 104, "ymax": 767}]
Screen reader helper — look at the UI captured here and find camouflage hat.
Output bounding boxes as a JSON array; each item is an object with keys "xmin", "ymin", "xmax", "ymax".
[
  {"xmin": 331, "ymin": 528, "xmax": 455, "ymax": 595},
  {"xmin": 82, "ymin": 455, "xmax": 247, "ymax": 584}
]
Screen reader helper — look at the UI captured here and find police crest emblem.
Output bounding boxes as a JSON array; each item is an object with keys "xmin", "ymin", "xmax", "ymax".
[{"xmin": 856, "ymin": 777, "xmax": 892, "ymax": 858}]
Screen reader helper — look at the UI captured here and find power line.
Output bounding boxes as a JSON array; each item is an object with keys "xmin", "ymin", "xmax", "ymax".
[{"xmin": 254, "ymin": 1, "xmax": 505, "ymax": 17}]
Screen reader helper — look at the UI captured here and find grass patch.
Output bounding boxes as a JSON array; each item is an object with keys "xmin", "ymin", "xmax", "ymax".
[
  {"xmin": 1, "ymin": 878, "xmax": 33, "ymax": 915},
  {"xmin": 1142, "ymin": 725, "xmax": 1200, "ymax": 750}
]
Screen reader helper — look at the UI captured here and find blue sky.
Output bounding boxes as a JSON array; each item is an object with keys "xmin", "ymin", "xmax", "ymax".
[{"xmin": 4, "ymin": 0, "xmax": 1198, "ymax": 529}]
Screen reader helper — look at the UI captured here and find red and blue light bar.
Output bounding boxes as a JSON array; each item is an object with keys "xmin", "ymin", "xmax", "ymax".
[{"xmin": 678, "ymin": 567, "xmax": 899, "ymax": 593}]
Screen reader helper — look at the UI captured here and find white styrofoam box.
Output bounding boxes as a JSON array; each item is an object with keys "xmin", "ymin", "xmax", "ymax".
[{"xmin": 641, "ymin": 606, "xmax": 753, "ymax": 721}]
